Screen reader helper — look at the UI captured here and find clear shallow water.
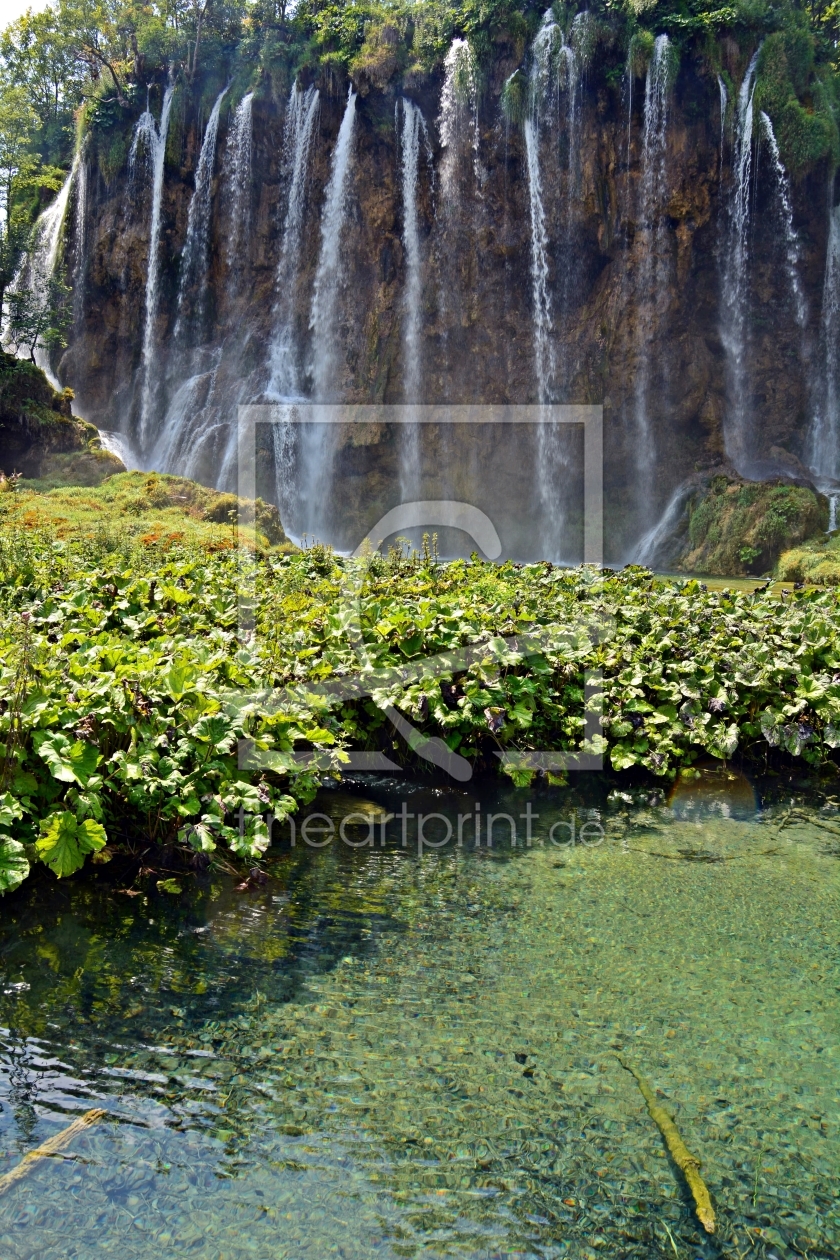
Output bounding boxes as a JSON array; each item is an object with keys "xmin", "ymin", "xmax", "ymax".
[{"xmin": 0, "ymin": 772, "xmax": 838, "ymax": 1259}]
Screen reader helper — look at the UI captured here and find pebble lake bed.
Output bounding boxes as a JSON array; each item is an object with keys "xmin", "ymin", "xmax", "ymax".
[{"xmin": 0, "ymin": 771, "xmax": 837, "ymax": 1259}]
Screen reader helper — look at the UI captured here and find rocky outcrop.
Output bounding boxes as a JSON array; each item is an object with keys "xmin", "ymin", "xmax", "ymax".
[
  {"xmin": 0, "ymin": 353, "xmax": 124, "ymax": 484},
  {"xmin": 679, "ymin": 475, "xmax": 827, "ymax": 576}
]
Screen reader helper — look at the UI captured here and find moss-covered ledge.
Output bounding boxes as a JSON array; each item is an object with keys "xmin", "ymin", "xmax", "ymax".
[{"xmin": 0, "ymin": 352, "xmax": 125, "ymax": 486}]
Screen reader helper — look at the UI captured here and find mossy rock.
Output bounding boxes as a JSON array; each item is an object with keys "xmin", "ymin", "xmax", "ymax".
[
  {"xmin": 754, "ymin": 29, "xmax": 838, "ymax": 176},
  {"xmin": 677, "ymin": 477, "xmax": 827, "ymax": 576},
  {"xmin": 778, "ymin": 524, "xmax": 840, "ymax": 585},
  {"xmin": 0, "ymin": 353, "xmax": 124, "ymax": 486}
]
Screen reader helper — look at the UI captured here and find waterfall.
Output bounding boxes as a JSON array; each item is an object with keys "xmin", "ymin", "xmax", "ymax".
[
  {"xmin": 719, "ymin": 48, "xmax": 760, "ymax": 472},
  {"xmin": 72, "ymin": 146, "xmax": 88, "ymax": 322},
  {"xmin": 807, "ymin": 202, "xmax": 840, "ymax": 481},
  {"xmin": 30, "ymin": 159, "xmax": 76, "ymax": 284},
  {"xmin": 148, "ymin": 351, "xmax": 221, "ymax": 474},
  {"xmin": 523, "ymin": 9, "xmax": 592, "ymax": 558},
  {"xmin": 5, "ymin": 155, "xmax": 78, "ymax": 385},
  {"xmin": 400, "ymin": 98, "xmax": 427, "ymax": 406},
  {"xmin": 830, "ymin": 494, "xmax": 839, "ymax": 532},
  {"xmin": 525, "ymin": 10, "xmax": 558, "ymax": 405},
  {"xmin": 717, "ymin": 75, "xmax": 727, "ymax": 171},
  {"xmin": 267, "ymin": 82, "xmax": 320, "ymax": 400},
  {"xmin": 626, "ymin": 43, "xmax": 633, "ymax": 173},
  {"xmin": 286, "ymin": 87, "xmax": 357, "ymax": 539},
  {"xmin": 439, "ymin": 38, "xmax": 481, "ymax": 196},
  {"xmin": 563, "ymin": 14, "xmax": 587, "ymax": 183},
  {"xmin": 173, "ymin": 86, "xmax": 227, "ymax": 343},
  {"xmin": 631, "ymin": 33, "xmax": 671, "ymax": 499},
  {"xmin": 524, "ymin": 118, "xmax": 554, "ymax": 404},
  {"xmin": 634, "ymin": 479, "xmax": 693, "ymax": 567},
  {"xmin": 130, "ymin": 84, "xmax": 175, "ymax": 452},
  {"xmin": 398, "ymin": 97, "xmax": 429, "ymax": 501},
  {"xmin": 225, "ymin": 91, "xmax": 253, "ymax": 270},
  {"xmin": 98, "ymin": 428, "xmax": 141, "ymax": 470},
  {"xmin": 759, "ymin": 111, "xmax": 806, "ymax": 328},
  {"xmin": 310, "ymin": 88, "xmax": 357, "ymax": 401}
]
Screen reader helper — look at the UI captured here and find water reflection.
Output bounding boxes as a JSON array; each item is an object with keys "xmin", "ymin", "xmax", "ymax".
[{"xmin": 668, "ymin": 761, "xmax": 758, "ymax": 822}]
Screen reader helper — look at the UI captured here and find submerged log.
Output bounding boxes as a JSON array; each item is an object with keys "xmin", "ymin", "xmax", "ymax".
[
  {"xmin": 617, "ymin": 1056, "xmax": 716, "ymax": 1234},
  {"xmin": 0, "ymin": 1108, "xmax": 106, "ymax": 1194}
]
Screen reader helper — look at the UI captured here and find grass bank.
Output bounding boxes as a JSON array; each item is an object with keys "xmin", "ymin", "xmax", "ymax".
[{"xmin": 2, "ymin": 485, "xmax": 840, "ymax": 895}]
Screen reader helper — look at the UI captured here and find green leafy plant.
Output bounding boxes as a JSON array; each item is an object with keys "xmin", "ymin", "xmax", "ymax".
[{"xmin": 36, "ymin": 810, "xmax": 106, "ymax": 877}]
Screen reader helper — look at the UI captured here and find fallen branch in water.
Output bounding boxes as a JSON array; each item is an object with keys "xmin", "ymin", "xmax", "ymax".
[
  {"xmin": 626, "ymin": 846, "xmax": 780, "ymax": 862},
  {"xmin": 0, "ymin": 1109, "xmax": 106, "ymax": 1194},
  {"xmin": 774, "ymin": 809, "xmax": 840, "ymax": 838},
  {"xmin": 616, "ymin": 1056, "xmax": 715, "ymax": 1234}
]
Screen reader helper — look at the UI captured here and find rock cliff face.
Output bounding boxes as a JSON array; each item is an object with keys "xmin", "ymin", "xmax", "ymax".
[{"xmin": 52, "ymin": 36, "xmax": 837, "ymax": 563}]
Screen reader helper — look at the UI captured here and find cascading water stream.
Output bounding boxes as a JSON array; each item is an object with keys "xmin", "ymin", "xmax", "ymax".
[
  {"xmin": 268, "ymin": 83, "xmax": 321, "ymax": 401},
  {"xmin": 72, "ymin": 145, "xmax": 88, "ymax": 323},
  {"xmin": 631, "ymin": 33, "xmax": 670, "ymax": 502},
  {"xmin": 173, "ymin": 86, "xmax": 227, "ymax": 343},
  {"xmin": 225, "ymin": 91, "xmax": 253, "ymax": 272},
  {"xmin": 717, "ymin": 75, "xmax": 727, "ymax": 171},
  {"xmin": 310, "ymin": 88, "xmax": 357, "ymax": 403},
  {"xmin": 719, "ymin": 48, "xmax": 760, "ymax": 471},
  {"xmin": 435, "ymin": 37, "xmax": 481, "ymax": 406},
  {"xmin": 130, "ymin": 84, "xmax": 175, "ymax": 453},
  {"xmin": 289, "ymin": 87, "xmax": 357, "ymax": 541},
  {"xmin": 525, "ymin": 10, "xmax": 558, "ymax": 406},
  {"xmin": 759, "ymin": 111, "xmax": 806, "ymax": 328},
  {"xmin": 439, "ymin": 39, "xmax": 481, "ymax": 196},
  {"xmin": 524, "ymin": 11, "xmax": 591, "ymax": 559},
  {"xmin": 634, "ymin": 479, "xmax": 694, "ymax": 566},
  {"xmin": 147, "ymin": 87, "xmax": 227, "ymax": 477},
  {"xmin": 562, "ymin": 14, "xmax": 588, "ymax": 191},
  {"xmin": 269, "ymin": 83, "xmax": 321, "ymax": 530},
  {"xmin": 398, "ymin": 97, "xmax": 429, "ymax": 501},
  {"xmin": 5, "ymin": 154, "xmax": 79, "ymax": 386},
  {"xmin": 807, "ymin": 202, "xmax": 840, "ymax": 482},
  {"xmin": 399, "ymin": 98, "xmax": 427, "ymax": 407}
]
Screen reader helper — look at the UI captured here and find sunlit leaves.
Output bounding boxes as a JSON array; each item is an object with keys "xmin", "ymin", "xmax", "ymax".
[
  {"xmin": 0, "ymin": 838, "xmax": 29, "ymax": 892},
  {"xmin": 36, "ymin": 811, "xmax": 107, "ymax": 877},
  {"xmin": 33, "ymin": 732, "xmax": 100, "ymax": 785}
]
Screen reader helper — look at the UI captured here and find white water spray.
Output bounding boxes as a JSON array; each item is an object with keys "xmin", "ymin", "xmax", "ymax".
[
  {"xmin": 174, "ymin": 86, "xmax": 227, "ymax": 342},
  {"xmin": 808, "ymin": 202, "xmax": 840, "ymax": 481},
  {"xmin": 310, "ymin": 88, "xmax": 357, "ymax": 402},
  {"xmin": 759, "ymin": 111, "xmax": 807, "ymax": 328},
  {"xmin": 225, "ymin": 91, "xmax": 253, "ymax": 270},
  {"xmin": 292, "ymin": 88, "xmax": 357, "ymax": 539},
  {"xmin": 5, "ymin": 155, "xmax": 79, "ymax": 384},
  {"xmin": 398, "ymin": 97, "xmax": 430, "ymax": 500},
  {"xmin": 267, "ymin": 82, "xmax": 320, "ymax": 400},
  {"xmin": 720, "ymin": 48, "xmax": 760, "ymax": 471},
  {"xmin": 525, "ymin": 10, "xmax": 559, "ymax": 405},
  {"xmin": 634, "ymin": 479, "xmax": 693, "ymax": 567},
  {"xmin": 632, "ymin": 33, "xmax": 671, "ymax": 492},
  {"xmin": 439, "ymin": 39, "xmax": 481, "ymax": 195},
  {"xmin": 131, "ymin": 84, "xmax": 175, "ymax": 451}
]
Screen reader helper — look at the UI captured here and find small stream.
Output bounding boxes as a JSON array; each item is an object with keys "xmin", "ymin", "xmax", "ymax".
[{"xmin": 0, "ymin": 771, "xmax": 837, "ymax": 1258}]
